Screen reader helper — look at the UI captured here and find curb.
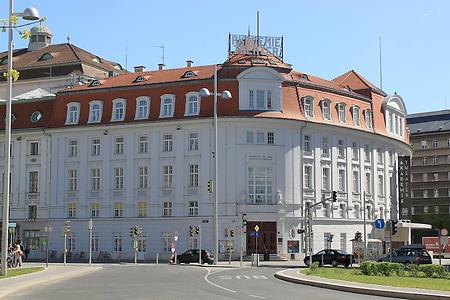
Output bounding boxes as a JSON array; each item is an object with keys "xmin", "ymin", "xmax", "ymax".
[{"xmin": 274, "ymin": 269, "xmax": 450, "ymax": 300}]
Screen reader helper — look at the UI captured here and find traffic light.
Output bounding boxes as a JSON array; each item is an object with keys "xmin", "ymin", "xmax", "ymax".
[
  {"xmin": 189, "ymin": 225, "xmax": 194, "ymax": 237},
  {"xmin": 332, "ymin": 191, "xmax": 337, "ymax": 202},
  {"xmin": 391, "ymin": 220, "xmax": 398, "ymax": 235},
  {"xmin": 242, "ymin": 213, "xmax": 247, "ymax": 226},
  {"xmin": 207, "ymin": 180, "xmax": 214, "ymax": 193},
  {"xmin": 297, "ymin": 228, "xmax": 305, "ymax": 234},
  {"xmin": 230, "ymin": 230, "xmax": 234, "ymax": 238},
  {"xmin": 130, "ymin": 227, "xmax": 134, "ymax": 237},
  {"xmin": 64, "ymin": 220, "xmax": 71, "ymax": 234},
  {"xmin": 195, "ymin": 226, "xmax": 200, "ymax": 235}
]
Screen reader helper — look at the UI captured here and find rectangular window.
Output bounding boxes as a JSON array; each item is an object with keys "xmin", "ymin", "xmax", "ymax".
[
  {"xmin": 340, "ymin": 233, "xmax": 347, "ymax": 252},
  {"xmin": 162, "ymin": 233, "xmax": 172, "ymax": 252},
  {"xmin": 267, "ymin": 132, "xmax": 275, "ymax": 144},
  {"xmin": 29, "ymin": 141, "xmax": 39, "ymax": 156},
  {"xmin": 434, "ymin": 189, "xmax": 439, "ymax": 198},
  {"xmin": 249, "ymin": 90, "xmax": 254, "ymax": 108},
  {"xmin": 68, "ymin": 234, "xmax": 76, "ymax": 251},
  {"xmin": 433, "ymin": 156, "xmax": 438, "ymax": 165},
  {"xmin": 338, "ymin": 139, "xmax": 345, "ymax": 158},
  {"xmin": 187, "ymin": 95, "xmax": 199, "ymax": 115},
  {"xmin": 138, "ymin": 135, "xmax": 148, "ymax": 153},
  {"xmin": 322, "ymin": 137, "xmax": 329, "ymax": 155},
  {"xmin": 448, "ymin": 138, "xmax": 450, "ymax": 147},
  {"xmin": 424, "ymin": 206, "xmax": 429, "ymax": 214},
  {"xmin": 364, "ymin": 145, "xmax": 371, "ymax": 162},
  {"xmin": 189, "ymin": 201, "xmax": 199, "ymax": 216},
  {"xmin": 423, "ymin": 190, "xmax": 429, "ymax": 198},
  {"xmin": 91, "ymin": 168, "xmax": 100, "ymax": 190},
  {"xmin": 246, "ymin": 131, "xmax": 254, "ymax": 144},
  {"xmin": 421, "ymin": 140, "xmax": 427, "ymax": 149},
  {"xmin": 366, "ymin": 172, "xmax": 371, "ymax": 194},
  {"xmin": 304, "ymin": 98, "xmax": 313, "ymax": 117},
  {"xmin": 322, "ymin": 167, "xmax": 330, "ymax": 190},
  {"xmin": 163, "ymin": 165, "xmax": 173, "ymax": 188},
  {"xmin": 90, "ymin": 203, "xmax": 100, "ymax": 218},
  {"xmin": 448, "ymin": 172, "xmax": 450, "ymax": 180},
  {"xmin": 29, "ymin": 171, "xmax": 39, "ymax": 193},
  {"xmin": 114, "ymin": 168, "xmax": 124, "ymax": 190},
  {"xmin": 91, "ymin": 233, "xmax": 99, "ymax": 252},
  {"xmin": 91, "ymin": 138, "xmax": 101, "ymax": 156},
  {"xmin": 189, "ymin": 164, "xmax": 199, "ymax": 187},
  {"xmin": 304, "ymin": 166, "xmax": 313, "ymax": 189},
  {"xmin": 338, "ymin": 169, "xmax": 346, "ymax": 191},
  {"xmin": 353, "ymin": 170, "xmax": 360, "ymax": 193},
  {"xmin": 114, "ymin": 234, "xmax": 123, "ymax": 252},
  {"xmin": 138, "ymin": 202, "xmax": 147, "ymax": 217},
  {"xmin": 139, "ymin": 166, "xmax": 148, "ymax": 189},
  {"xmin": 28, "ymin": 205, "xmax": 37, "ymax": 219},
  {"xmin": 256, "ymin": 90, "xmax": 265, "ymax": 109},
  {"xmin": 322, "ymin": 101, "xmax": 331, "ymax": 120},
  {"xmin": 338, "ymin": 104, "xmax": 346, "ymax": 123},
  {"xmin": 163, "ymin": 201, "xmax": 172, "ymax": 216},
  {"xmin": 68, "ymin": 140, "xmax": 78, "ymax": 157},
  {"xmin": 68, "ymin": 203, "xmax": 76, "ymax": 218},
  {"xmin": 304, "ymin": 135, "xmax": 311, "ymax": 152},
  {"xmin": 114, "ymin": 202, "xmax": 123, "ymax": 217},
  {"xmin": 433, "ymin": 173, "xmax": 439, "ymax": 181},
  {"xmin": 163, "ymin": 134, "xmax": 173, "ymax": 152},
  {"xmin": 189, "ymin": 132, "xmax": 199, "ymax": 150},
  {"xmin": 115, "ymin": 137, "xmax": 124, "ymax": 155},
  {"xmin": 352, "ymin": 142, "xmax": 359, "ymax": 160},
  {"xmin": 162, "ymin": 98, "xmax": 173, "ymax": 117},
  {"xmin": 377, "ymin": 149, "xmax": 383, "ymax": 164},
  {"xmin": 68, "ymin": 169, "xmax": 77, "ymax": 191},
  {"xmin": 248, "ymin": 167, "xmax": 273, "ymax": 204},
  {"xmin": 267, "ymin": 90, "xmax": 272, "ymax": 108},
  {"xmin": 256, "ymin": 132, "xmax": 265, "ymax": 144},
  {"xmin": 378, "ymin": 175, "xmax": 384, "ymax": 195},
  {"xmin": 432, "ymin": 140, "xmax": 438, "ymax": 148},
  {"xmin": 422, "ymin": 157, "xmax": 428, "ymax": 165}
]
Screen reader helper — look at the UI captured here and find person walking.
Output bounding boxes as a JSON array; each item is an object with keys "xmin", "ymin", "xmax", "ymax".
[{"xmin": 13, "ymin": 242, "xmax": 23, "ymax": 268}]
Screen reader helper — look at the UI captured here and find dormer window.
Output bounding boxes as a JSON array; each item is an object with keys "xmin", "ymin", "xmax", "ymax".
[
  {"xmin": 0, "ymin": 57, "xmax": 7, "ymax": 65},
  {"xmin": 321, "ymin": 99, "xmax": 332, "ymax": 121},
  {"xmin": 30, "ymin": 111, "xmax": 43, "ymax": 123},
  {"xmin": 66, "ymin": 102, "xmax": 80, "ymax": 125},
  {"xmin": 114, "ymin": 64, "xmax": 123, "ymax": 70},
  {"xmin": 352, "ymin": 106, "xmax": 360, "ymax": 126},
  {"xmin": 38, "ymin": 53, "xmax": 53, "ymax": 61},
  {"xmin": 134, "ymin": 76, "xmax": 146, "ymax": 83},
  {"xmin": 300, "ymin": 74, "xmax": 309, "ymax": 81},
  {"xmin": 183, "ymin": 71, "xmax": 197, "ymax": 78},
  {"xmin": 337, "ymin": 103, "xmax": 347, "ymax": 123},
  {"xmin": 185, "ymin": 92, "xmax": 200, "ymax": 116},
  {"xmin": 111, "ymin": 98, "xmax": 126, "ymax": 121},
  {"xmin": 88, "ymin": 100, "xmax": 103, "ymax": 123},
  {"xmin": 160, "ymin": 94, "xmax": 175, "ymax": 118},
  {"xmin": 92, "ymin": 56, "xmax": 102, "ymax": 63},
  {"xmin": 303, "ymin": 96, "xmax": 314, "ymax": 118},
  {"xmin": 364, "ymin": 109, "xmax": 373, "ymax": 129},
  {"xmin": 135, "ymin": 96, "xmax": 150, "ymax": 120},
  {"xmin": 90, "ymin": 80, "xmax": 102, "ymax": 87}
]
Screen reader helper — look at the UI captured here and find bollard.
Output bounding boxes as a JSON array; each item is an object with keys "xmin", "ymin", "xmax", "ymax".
[{"xmin": 156, "ymin": 253, "xmax": 159, "ymax": 266}]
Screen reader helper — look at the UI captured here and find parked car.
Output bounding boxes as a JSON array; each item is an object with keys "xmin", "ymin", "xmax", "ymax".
[
  {"xmin": 377, "ymin": 245, "xmax": 432, "ymax": 265},
  {"xmin": 304, "ymin": 249, "xmax": 354, "ymax": 267},
  {"xmin": 177, "ymin": 249, "xmax": 213, "ymax": 264}
]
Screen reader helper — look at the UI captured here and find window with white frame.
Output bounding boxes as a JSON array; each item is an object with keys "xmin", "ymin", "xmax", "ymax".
[
  {"xmin": 66, "ymin": 102, "xmax": 80, "ymax": 125},
  {"xmin": 434, "ymin": 188, "xmax": 439, "ymax": 198},
  {"xmin": 138, "ymin": 166, "xmax": 148, "ymax": 189},
  {"xmin": 162, "ymin": 233, "xmax": 172, "ymax": 252},
  {"xmin": 304, "ymin": 165, "xmax": 313, "ymax": 189},
  {"xmin": 377, "ymin": 149, "xmax": 384, "ymax": 164},
  {"xmin": 338, "ymin": 139, "xmax": 345, "ymax": 158},
  {"xmin": 364, "ymin": 110, "xmax": 373, "ymax": 128},
  {"xmin": 365, "ymin": 172, "xmax": 371, "ymax": 194},
  {"xmin": 188, "ymin": 164, "xmax": 199, "ymax": 187},
  {"xmin": 91, "ymin": 233, "xmax": 99, "ymax": 252},
  {"xmin": 114, "ymin": 233, "xmax": 123, "ymax": 252},
  {"xmin": 378, "ymin": 174, "xmax": 384, "ymax": 195},
  {"xmin": 91, "ymin": 168, "xmax": 100, "ymax": 190},
  {"xmin": 257, "ymin": 90, "xmax": 266, "ymax": 109},
  {"xmin": 433, "ymin": 156, "xmax": 438, "ymax": 165},
  {"xmin": 138, "ymin": 202, "xmax": 147, "ymax": 217},
  {"xmin": 338, "ymin": 169, "xmax": 346, "ymax": 191},
  {"xmin": 115, "ymin": 137, "xmax": 124, "ymax": 155},
  {"xmin": 68, "ymin": 139, "xmax": 77, "ymax": 157},
  {"xmin": 432, "ymin": 140, "xmax": 438, "ymax": 148},
  {"xmin": 247, "ymin": 89, "xmax": 274, "ymax": 110},
  {"xmin": 111, "ymin": 98, "xmax": 126, "ymax": 121},
  {"xmin": 303, "ymin": 96, "xmax": 314, "ymax": 117},
  {"xmin": 91, "ymin": 138, "xmax": 101, "ymax": 156},
  {"xmin": 160, "ymin": 94, "xmax": 175, "ymax": 118},
  {"xmin": 68, "ymin": 169, "xmax": 77, "ymax": 191},
  {"xmin": 433, "ymin": 173, "xmax": 439, "ymax": 181},
  {"xmin": 321, "ymin": 100, "xmax": 331, "ymax": 120},
  {"xmin": 352, "ymin": 106, "xmax": 360, "ymax": 126},
  {"xmin": 249, "ymin": 90, "xmax": 255, "ymax": 108},
  {"xmin": 421, "ymin": 140, "xmax": 427, "ymax": 149},
  {"xmin": 163, "ymin": 201, "xmax": 172, "ymax": 216},
  {"xmin": 90, "ymin": 203, "xmax": 100, "ymax": 218},
  {"xmin": 267, "ymin": 132, "xmax": 275, "ymax": 144},
  {"xmin": 353, "ymin": 170, "xmax": 360, "ymax": 193},
  {"xmin": 337, "ymin": 103, "xmax": 346, "ymax": 123},
  {"xmin": 422, "ymin": 157, "xmax": 428, "ymax": 165},
  {"xmin": 29, "ymin": 141, "xmax": 39, "ymax": 156},
  {"xmin": 423, "ymin": 190, "xmax": 429, "ymax": 198},
  {"xmin": 163, "ymin": 134, "xmax": 173, "ymax": 152},
  {"xmin": 88, "ymin": 101, "xmax": 103, "ymax": 123},
  {"xmin": 138, "ymin": 135, "xmax": 148, "ymax": 153},
  {"xmin": 322, "ymin": 137, "xmax": 329, "ymax": 155},
  {"xmin": 114, "ymin": 202, "xmax": 123, "ymax": 217},
  {"xmin": 189, "ymin": 201, "xmax": 199, "ymax": 216},
  {"xmin": 304, "ymin": 135, "xmax": 311, "ymax": 152},
  {"xmin": 188, "ymin": 132, "xmax": 199, "ymax": 150},
  {"xmin": 185, "ymin": 92, "xmax": 200, "ymax": 116},
  {"xmin": 114, "ymin": 167, "xmax": 124, "ymax": 190},
  {"xmin": 248, "ymin": 167, "xmax": 273, "ymax": 204},
  {"xmin": 247, "ymin": 131, "xmax": 254, "ymax": 144},
  {"xmin": 163, "ymin": 165, "xmax": 173, "ymax": 188},
  {"xmin": 364, "ymin": 145, "xmax": 371, "ymax": 162},
  {"xmin": 68, "ymin": 234, "xmax": 76, "ymax": 251},
  {"xmin": 322, "ymin": 167, "xmax": 330, "ymax": 190},
  {"xmin": 68, "ymin": 203, "xmax": 76, "ymax": 218},
  {"xmin": 135, "ymin": 96, "xmax": 149, "ymax": 120},
  {"xmin": 29, "ymin": 171, "xmax": 38, "ymax": 193},
  {"xmin": 256, "ymin": 132, "xmax": 265, "ymax": 144},
  {"xmin": 352, "ymin": 142, "xmax": 359, "ymax": 160}
]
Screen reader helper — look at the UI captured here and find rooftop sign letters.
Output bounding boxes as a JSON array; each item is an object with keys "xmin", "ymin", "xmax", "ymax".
[
  {"xmin": 229, "ymin": 34, "xmax": 284, "ymax": 60},
  {"xmin": 398, "ymin": 156, "xmax": 411, "ymax": 220}
]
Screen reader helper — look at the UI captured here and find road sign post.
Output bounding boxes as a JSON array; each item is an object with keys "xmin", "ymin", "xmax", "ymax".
[{"xmin": 254, "ymin": 225, "xmax": 260, "ymax": 267}]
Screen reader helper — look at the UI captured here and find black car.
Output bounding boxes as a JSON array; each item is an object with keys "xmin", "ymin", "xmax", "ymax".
[
  {"xmin": 304, "ymin": 249, "xmax": 354, "ymax": 267},
  {"xmin": 377, "ymin": 245, "xmax": 432, "ymax": 265},
  {"xmin": 177, "ymin": 249, "xmax": 213, "ymax": 264}
]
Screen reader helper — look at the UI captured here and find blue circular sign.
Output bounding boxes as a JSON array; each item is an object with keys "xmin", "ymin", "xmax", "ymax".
[{"xmin": 374, "ymin": 219, "xmax": 385, "ymax": 229}]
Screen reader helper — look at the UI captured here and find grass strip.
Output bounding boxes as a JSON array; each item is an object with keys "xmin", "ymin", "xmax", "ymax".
[{"xmin": 0, "ymin": 267, "xmax": 44, "ymax": 279}]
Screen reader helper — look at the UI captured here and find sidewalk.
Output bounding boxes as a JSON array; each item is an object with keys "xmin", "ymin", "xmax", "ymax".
[
  {"xmin": 0, "ymin": 263, "xmax": 101, "ymax": 298},
  {"xmin": 275, "ymin": 268, "xmax": 450, "ymax": 300}
]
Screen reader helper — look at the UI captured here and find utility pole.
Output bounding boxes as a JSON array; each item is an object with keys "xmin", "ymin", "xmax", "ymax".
[
  {"xmin": 363, "ymin": 191, "xmax": 367, "ymax": 260},
  {"xmin": 197, "ymin": 226, "xmax": 201, "ymax": 265}
]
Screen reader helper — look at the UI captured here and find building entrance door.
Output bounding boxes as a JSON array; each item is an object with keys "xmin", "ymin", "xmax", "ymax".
[{"xmin": 246, "ymin": 222, "xmax": 276, "ymax": 254}]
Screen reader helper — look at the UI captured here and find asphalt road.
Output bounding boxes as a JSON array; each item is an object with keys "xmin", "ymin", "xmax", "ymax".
[{"xmin": 8, "ymin": 264, "xmax": 404, "ymax": 300}]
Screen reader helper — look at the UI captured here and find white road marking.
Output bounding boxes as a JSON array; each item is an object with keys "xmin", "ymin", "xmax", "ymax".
[
  {"xmin": 235, "ymin": 275, "xmax": 252, "ymax": 279},
  {"xmin": 249, "ymin": 295, "xmax": 265, "ymax": 299},
  {"xmin": 251, "ymin": 275, "xmax": 268, "ymax": 279},
  {"xmin": 203, "ymin": 268, "xmax": 237, "ymax": 293},
  {"xmin": 218, "ymin": 275, "xmax": 233, "ymax": 280}
]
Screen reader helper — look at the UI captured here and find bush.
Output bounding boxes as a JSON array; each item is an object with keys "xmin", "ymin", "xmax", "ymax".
[
  {"xmin": 419, "ymin": 265, "xmax": 448, "ymax": 279},
  {"xmin": 360, "ymin": 262, "xmax": 405, "ymax": 276},
  {"xmin": 406, "ymin": 264, "xmax": 421, "ymax": 278},
  {"xmin": 309, "ymin": 262, "xmax": 320, "ymax": 271},
  {"xmin": 360, "ymin": 261, "xmax": 378, "ymax": 276}
]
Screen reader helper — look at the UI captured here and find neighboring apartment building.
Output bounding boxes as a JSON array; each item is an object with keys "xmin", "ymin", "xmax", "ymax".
[
  {"xmin": 407, "ymin": 110, "xmax": 450, "ymax": 230},
  {"xmin": 0, "ymin": 37, "xmax": 411, "ymax": 261}
]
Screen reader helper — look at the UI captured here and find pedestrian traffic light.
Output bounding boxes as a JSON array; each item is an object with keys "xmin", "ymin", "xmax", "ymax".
[
  {"xmin": 130, "ymin": 227, "xmax": 134, "ymax": 237},
  {"xmin": 391, "ymin": 220, "xmax": 398, "ymax": 235},
  {"xmin": 355, "ymin": 231, "xmax": 362, "ymax": 242},
  {"xmin": 189, "ymin": 225, "xmax": 194, "ymax": 237},
  {"xmin": 64, "ymin": 220, "xmax": 71, "ymax": 234},
  {"xmin": 242, "ymin": 213, "xmax": 247, "ymax": 226},
  {"xmin": 207, "ymin": 180, "xmax": 214, "ymax": 193},
  {"xmin": 332, "ymin": 191, "xmax": 337, "ymax": 202},
  {"xmin": 230, "ymin": 230, "xmax": 234, "ymax": 238},
  {"xmin": 195, "ymin": 226, "xmax": 200, "ymax": 235}
]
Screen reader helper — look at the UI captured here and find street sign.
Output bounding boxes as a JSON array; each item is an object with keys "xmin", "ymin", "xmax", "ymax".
[
  {"xmin": 374, "ymin": 219, "xmax": 385, "ymax": 229},
  {"xmin": 441, "ymin": 228, "xmax": 448, "ymax": 236},
  {"xmin": 254, "ymin": 225, "xmax": 260, "ymax": 232},
  {"xmin": 250, "ymin": 232, "xmax": 260, "ymax": 238},
  {"xmin": 8, "ymin": 222, "xmax": 16, "ymax": 228},
  {"xmin": 41, "ymin": 236, "xmax": 48, "ymax": 246}
]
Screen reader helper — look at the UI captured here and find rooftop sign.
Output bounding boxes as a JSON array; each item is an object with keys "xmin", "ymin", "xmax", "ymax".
[{"xmin": 228, "ymin": 34, "xmax": 284, "ymax": 60}]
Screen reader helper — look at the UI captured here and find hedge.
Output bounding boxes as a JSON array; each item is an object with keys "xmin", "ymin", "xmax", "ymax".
[{"xmin": 359, "ymin": 261, "xmax": 449, "ymax": 279}]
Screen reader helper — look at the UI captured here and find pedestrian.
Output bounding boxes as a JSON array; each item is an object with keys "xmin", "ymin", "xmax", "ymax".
[
  {"xmin": 24, "ymin": 247, "xmax": 30, "ymax": 262},
  {"xmin": 13, "ymin": 242, "xmax": 23, "ymax": 267}
]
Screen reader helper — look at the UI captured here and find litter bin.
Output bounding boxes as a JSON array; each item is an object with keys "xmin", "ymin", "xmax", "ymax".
[{"xmin": 264, "ymin": 250, "xmax": 270, "ymax": 261}]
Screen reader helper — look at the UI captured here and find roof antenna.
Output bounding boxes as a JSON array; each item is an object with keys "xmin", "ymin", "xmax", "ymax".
[
  {"xmin": 379, "ymin": 36, "xmax": 383, "ymax": 90},
  {"xmin": 256, "ymin": 11, "xmax": 260, "ymax": 49},
  {"xmin": 125, "ymin": 45, "xmax": 128, "ymax": 71},
  {"xmin": 154, "ymin": 45, "xmax": 165, "ymax": 65},
  {"xmin": 67, "ymin": 34, "xmax": 71, "ymax": 44}
]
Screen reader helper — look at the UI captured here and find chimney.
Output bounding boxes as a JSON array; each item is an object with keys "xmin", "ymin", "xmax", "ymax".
[
  {"xmin": 158, "ymin": 63, "xmax": 165, "ymax": 70},
  {"xmin": 186, "ymin": 60, "xmax": 193, "ymax": 67},
  {"xmin": 134, "ymin": 65, "xmax": 145, "ymax": 73}
]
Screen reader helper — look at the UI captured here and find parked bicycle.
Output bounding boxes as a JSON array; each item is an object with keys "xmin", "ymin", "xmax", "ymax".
[{"xmin": 97, "ymin": 251, "xmax": 111, "ymax": 260}]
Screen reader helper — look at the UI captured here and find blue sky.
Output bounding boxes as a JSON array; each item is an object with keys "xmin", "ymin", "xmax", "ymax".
[{"xmin": 4, "ymin": 0, "xmax": 449, "ymax": 113}]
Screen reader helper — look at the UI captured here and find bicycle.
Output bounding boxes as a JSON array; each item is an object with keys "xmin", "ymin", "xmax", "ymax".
[{"xmin": 97, "ymin": 251, "xmax": 111, "ymax": 260}]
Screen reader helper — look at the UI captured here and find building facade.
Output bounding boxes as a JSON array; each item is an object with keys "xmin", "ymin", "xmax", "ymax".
[{"xmin": 0, "ymin": 42, "xmax": 411, "ymax": 261}]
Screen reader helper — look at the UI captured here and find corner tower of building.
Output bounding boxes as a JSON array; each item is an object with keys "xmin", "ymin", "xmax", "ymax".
[{"xmin": 28, "ymin": 25, "xmax": 53, "ymax": 51}]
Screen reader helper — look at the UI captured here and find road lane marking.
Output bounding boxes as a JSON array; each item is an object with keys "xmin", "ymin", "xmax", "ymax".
[
  {"xmin": 235, "ymin": 275, "xmax": 252, "ymax": 279},
  {"xmin": 218, "ymin": 275, "xmax": 233, "ymax": 280},
  {"xmin": 249, "ymin": 295, "xmax": 265, "ymax": 299},
  {"xmin": 251, "ymin": 275, "xmax": 268, "ymax": 279},
  {"xmin": 203, "ymin": 268, "xmax": 237, "ymax": 293}
]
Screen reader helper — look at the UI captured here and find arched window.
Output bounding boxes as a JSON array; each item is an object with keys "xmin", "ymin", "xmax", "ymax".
[
  {"xmin": 88, "ymin": 101, "xmax": 103, "ymax": 123},
  {"xmin": 185, "ymin": 92, "xmax": 200, "ymax": 116},
  {"xmin": 364, "ymin": 110, "xmax": 373, "ymax": 129},
  {"xmin": 303, "ymin": 96, "xmax": 314, "ymax": 118},
  {"xmin": 160, "ymin": 94, "xmax": 175, "ymax": 118},
  {"xmin": 321, "ymin": 99, "xmax": 332, "ymax": 121},
  {"xmin": 66, "ymin": 102, "xmax": 80, "ymax": 125},
  {"xmin": 337, "ymin": 103, "xmax": 347, "ymax": 123},
  {"xmin": 111, "ymin": 98, "xmax": 126, "ymax": 121},
  {"xmin": 352, "ymin": 106, "xmax": 360, "ymax": 126},
  {"xmin": 135, "ymin": 96, "xmax": 150, "ymax": 120}
]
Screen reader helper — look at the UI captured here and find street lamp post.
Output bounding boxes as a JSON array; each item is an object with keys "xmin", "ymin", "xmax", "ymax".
[
  {"xmin": 1, "ymin": 1, "xmax": 40, "ymax": 277},
  {"xmin": 199, "ymin": 64, "xmax": 231, "ymax": 265},
  {"xmin": 44, "ymin": 224, "xmax": 52, "ymax": 268}
]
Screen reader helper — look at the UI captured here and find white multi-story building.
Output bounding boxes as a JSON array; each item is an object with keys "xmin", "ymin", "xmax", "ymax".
[{"xmin": 0, "ymin": 43, "xmax": 410, "ymax": 261}]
